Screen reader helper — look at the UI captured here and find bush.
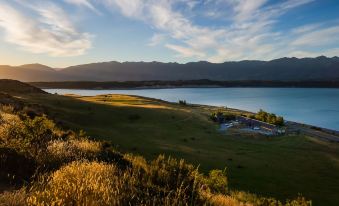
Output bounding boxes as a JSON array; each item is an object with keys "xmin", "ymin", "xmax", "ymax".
[
  {"xmin": 0, "ymin": 113, "xmax": 59, "ymax": 157},
  {"xmin": 254, "ymin": 109, "xmax": 284, "ymax": 126},
  {"xmin": 0, "ymin": 147, "xmax": 36, "ymax": 185},
  {"xmin": 210, "ymin": 112, "xmax": 235, "ymax": 122},
  {"xmin": 42, "ymin": 138, "xmax": 130, "ymax": 171},
  {"xmin": 204, "ymin": 169, "xmax": 228, "ymax": 194},
  {"xmin": 0, "ymin": 188, "xmax": 27, "ymax": 206},
  {"xmin": 179, "ymin": 100, "xmax": 187, "ymax": 105},
  {"xmin": 128, "ymin": 114, "xmax": 141, "ymax": 121},
  {"xmin": 28, "ymin": 161, "xmax": 121, "ymax": 206}
]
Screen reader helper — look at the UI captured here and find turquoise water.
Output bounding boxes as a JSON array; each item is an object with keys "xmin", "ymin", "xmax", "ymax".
[{"xmin": 45, "ymin": 88, "xmax": 339, "ymax": 131}]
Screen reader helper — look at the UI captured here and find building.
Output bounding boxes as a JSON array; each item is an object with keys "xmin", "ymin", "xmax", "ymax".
[{"xmin": 236, "ymin": 116, "xmax": 285, "ymax": 135}]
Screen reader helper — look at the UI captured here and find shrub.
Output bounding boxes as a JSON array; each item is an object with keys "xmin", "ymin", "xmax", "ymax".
[
  {"xmin": 42, "ymin": 138, "xmax": 130, "ymax": 170},
  {"xmin": 46, "ymin": 139, "xmax": 102, "ymax": 161},
  {"xmin": 0, "ymin": 188, "xmax": 27, "ymax": 206},
  {"xmin": 0, "ymin": 147, "xmax": 36, "ymax": 185},
  {"xmin": 128, "ymin": 114, "xmax": 141, "ymax": 121},
  {"xmin": 144, "ymin": 155, "xmax": 201, "ymax": 202},
  {"xmin": 210, "ymin": 112, "xmax": 235, "ymax": 122},
  {"xmin": 285, "ymin": 196, "xmax": 311, "ymax": 206},
  {"xmin": 0, "ymin": 114, "xmax": 59, "ymax": 156},
  {"xmin": 204, "ymin": 169, "xmax": 228, "ymax": 194},
  {"xmin": 28, "ymin": 161, "xmax": 121, "ymax": 206},
  {"xmin": 254, "ymin": 109, "xmax": 284, "ymax": 126},
  {"xmin": 28, "ymin": 156, "xmax": 202, "ymax": 206},
  {"xmin": 179, "ymin": 100, "xmax": 187, "ymax": 105},
  {"xmin": 228, "ymin": 191, "xmax": 311, "ymax": 206}
]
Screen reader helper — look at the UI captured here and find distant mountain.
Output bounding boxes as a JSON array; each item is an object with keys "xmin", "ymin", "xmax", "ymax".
[
  {"xmin": 1, "ymin": 56, "xmax": 339, "ymax": 82},
  {"xmin": 18, "ymin": 63, "xmax": 54, "ymax": 72}
]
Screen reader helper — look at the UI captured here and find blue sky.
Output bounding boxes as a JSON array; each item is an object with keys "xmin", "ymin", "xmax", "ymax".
[{"xmin": 0, "ymin": 0, "xmax": 339, "ymax": 67}]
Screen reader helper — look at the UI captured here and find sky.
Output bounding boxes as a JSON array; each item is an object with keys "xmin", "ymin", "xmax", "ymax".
[{"xmin": 0, "ymin": 0, "xmax": 339, "ymax": 68}]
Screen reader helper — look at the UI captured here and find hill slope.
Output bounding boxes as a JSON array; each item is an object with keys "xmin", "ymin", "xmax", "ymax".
[
  {"xmin": 3, "ymin": 88, "xmax": 338, "ymax": 205},
  {"xmin": 0, "ymin": 79, "xmax": 45, "ymax": 94},
  {"xmin": 1, "ymin": 56, "xmax": 339, "ymax": 82}
]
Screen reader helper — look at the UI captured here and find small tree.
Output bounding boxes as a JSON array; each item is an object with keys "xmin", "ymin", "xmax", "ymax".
[
  {"xmin": 205, "ymin": 169, "xmax": 228, "ymax": 194},
  {"xmin": 179, "ymin": 100, "xmax": 187, "ymax": 105}
]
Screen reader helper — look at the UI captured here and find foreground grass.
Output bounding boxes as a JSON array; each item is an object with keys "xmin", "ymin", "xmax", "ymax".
[
  {"xmin": 14, "ymin": 93, "xmax": 339, "ymax": 205},
  {"xmin": 0, "ymin": 107, "xmax": 309, "ymax": 205}
]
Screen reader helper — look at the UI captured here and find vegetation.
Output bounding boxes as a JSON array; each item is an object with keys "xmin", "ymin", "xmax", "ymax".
[
  {"xmin": 0, "ymin": 106, "xmax": 310, "ymax": 205},
  {"xmin": 11, "ymin": 93, "xmax": 339, "ymax": 206},
  {"xmin": 1, "ymin": 81, "xmax": 339, "ymax": 205},
  {"xmin": 179, "ymin": 99, "xmax": 187, "ymax": 105},
  {"xmin": 251, "ymin": 109, "xmax": 284, "ymax": 126},
  {"xmin": 210, "ymin": 111, "xmax": 236, "ymax": 122}
]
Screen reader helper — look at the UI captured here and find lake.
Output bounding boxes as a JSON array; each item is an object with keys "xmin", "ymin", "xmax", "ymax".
[{"xmin": 45, "ymin": 88, "xmax": 339, "ymax": 131}]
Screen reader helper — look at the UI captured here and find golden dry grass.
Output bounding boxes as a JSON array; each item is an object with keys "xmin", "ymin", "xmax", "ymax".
[
  {"xmin": 27, "ymin": 161, "xmax": 120, "ymax": 206},
  {"xmin": 75, "ymin": 94, "xmax": 174, "ymax": 110},
  {"xmin": 0, "ymin": 188, "xmax": 27, "ymax": 206},
  {"xmin": 47, "ymin": 139, "xmax": 102, "ymax": 161}
]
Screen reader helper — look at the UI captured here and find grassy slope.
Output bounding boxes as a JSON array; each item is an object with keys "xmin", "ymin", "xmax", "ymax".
[{"xmin": 19, "ymin": 93, "xmax": 339, "ymax": 206}]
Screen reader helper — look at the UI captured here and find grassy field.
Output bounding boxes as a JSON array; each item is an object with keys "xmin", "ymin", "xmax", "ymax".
[{"xmin": 18, "ymin": 93, "xmax": 339, "ymax": 206}]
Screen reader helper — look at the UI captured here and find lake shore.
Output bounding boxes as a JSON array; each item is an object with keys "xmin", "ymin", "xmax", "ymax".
[{"xmin": 30, "ymin": 80, "xmax": 339, "ymax": 90}]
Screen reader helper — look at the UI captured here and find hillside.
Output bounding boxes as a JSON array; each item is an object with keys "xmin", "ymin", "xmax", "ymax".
[
  {"xmin": 0, "ymin": 81, "xmax": 338, "ymax": 205},
  {"xmin": 1, "ymin": 56, "xmax": 339, "ymax": 82},
  {"xmin": 0, "ymin": 79, "xmax": 45, "ymax": 94},
  {"xmin": 0, "ymin": 100, "xmax": 310, "ymax": 205}
]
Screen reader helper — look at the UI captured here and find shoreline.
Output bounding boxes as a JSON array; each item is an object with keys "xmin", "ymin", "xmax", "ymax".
[
  {"xmin": 30, "ymin": 80, "xmax": 339, "ymax": 90},
  {"xmin": 56, "ymin": 92, "xmax": 339, "ymax": 139},
  {"xmin": 39, "ymin": 85, "xmax": 339, "ymax": 90}
]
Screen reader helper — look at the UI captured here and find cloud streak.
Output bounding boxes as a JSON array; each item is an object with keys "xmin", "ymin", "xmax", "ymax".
[
  {"xmin": 0, "ymin": 0, "xmax": 337, "ymax": 62},
  {"xmin": 64, "ymin": 0, "xmax": 100, "ymax": 14},
  {"xmin": 103, "ymin": 0, "xmax": 328, "ymax": 62},
  {"xmin": 0, "ymin": 1, "xmax": 92, "ymax": 57}
]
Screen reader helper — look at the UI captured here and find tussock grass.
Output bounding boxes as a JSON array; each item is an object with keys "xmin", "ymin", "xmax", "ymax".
[
  {"xmin": 0, "ymin": 103, "xmax": 311, "ymax": 206},
  {"xmin": 0, "ymin": 188, "xmax": 27, "ymax": 206}
]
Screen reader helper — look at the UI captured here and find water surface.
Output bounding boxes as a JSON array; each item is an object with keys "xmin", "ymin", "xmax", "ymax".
[{"xmin": 45, "ymin": 88, "xmax": 339, "ymax": 131}]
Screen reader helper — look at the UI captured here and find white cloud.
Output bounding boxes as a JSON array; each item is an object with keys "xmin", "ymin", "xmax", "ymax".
[
  {"xmin": 64, "ymin": 0, "xmax": 101, "ymax": 14},
  {"xmin": 103, "ymin": 0, "xmax": 320, "ymax": 62},
  {"xmin": 104, "ymin": 0, "xmax": 144, "ymax": 18},
  {"xmin": 232, "ymin": 0, "xmax": 269, "ymax": 22},
  {"xmin": 0, "ymin": 2, "xmax": 92, "ymax": 57},
  {"xmin": 165, "ymin": 44, "xmax": 205, "ymax": 58},
  {"xmin": 148, "ymin": 33, "xmax": 166, "ymax": 46},
  {"xmin": 288, "ymin": 48, "xmax": 339, "ymax": 58},
  {"xmin": 291, "ymin": 26, "xmax": 339, "ymax": 47},
  {"xmin": 291, "ymin": 23, "xmax": 322, "ymax": 34},
  {"xmin": 1, "ymin": 0, "xmax": 335, "ymax": 61}
]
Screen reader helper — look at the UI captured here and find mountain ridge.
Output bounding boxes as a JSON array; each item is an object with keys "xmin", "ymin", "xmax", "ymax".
[{"xmin": 1, "ymin": 56, "xmax": 339, "ymax": 82}]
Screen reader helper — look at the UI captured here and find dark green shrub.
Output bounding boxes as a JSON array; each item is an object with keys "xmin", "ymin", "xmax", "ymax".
[
  {"xmin": 0, "ymin": 147, "xmax": 36, "ymax": 185},
  {"xmin": 179, "ymin": 100, "xmax": 187, "ymax": 105},
  {"xmin": 204, "ymin": 169, "xmax": 228, "ymax": 194},
  {"xmin": 128, "ymin": 114, "xmax": 141, "ymax": 121},
  {"xmin": 254, "ymin": 109, "xmax": 284, "ymax": 126}
]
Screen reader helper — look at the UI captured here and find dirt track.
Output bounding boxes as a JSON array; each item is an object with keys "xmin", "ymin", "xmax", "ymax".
[{"xmin": 286, "ymin": 121, "xmax": 339, "ymax": 143}]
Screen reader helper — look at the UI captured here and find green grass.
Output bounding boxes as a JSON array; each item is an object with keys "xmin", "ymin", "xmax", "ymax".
[{"xmin": 19, "ymin": 93, "xmax": 339, "ymax": 206}]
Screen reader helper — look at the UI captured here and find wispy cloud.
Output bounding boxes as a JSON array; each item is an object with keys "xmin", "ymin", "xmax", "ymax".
[
  {"xmin": 0, "ymin": 1, "xmax": 92, "ymax": 57},
  {"xmin": 64, "ymin": 0, "xmax": 101, "ymax": 14},
  {"xmin": 231, "ymin": 0, "xmax": 269, "ymax": 22},
  {"xmin": 103, "ymin": 0, "xmax": 322, "ymax": 62},
  {"xmin": 165, "ymin": 44, "xmax": 205, "ymax": 58},
  {"xmin": 291, "ymin": 26, "xmax": 339, "ymax": 47},
  {"xmin": 148, "ymin": 33, "xmax": 166, "ymax": 47},
  {"xmin": 0, "ymin": 0, "xmax": 337, "ymax": 62}
]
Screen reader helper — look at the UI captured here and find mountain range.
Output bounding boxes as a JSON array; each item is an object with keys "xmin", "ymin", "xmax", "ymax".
[{"xmin": 1, "ymin": 56, "xmax": 339, "ymax": 82}]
